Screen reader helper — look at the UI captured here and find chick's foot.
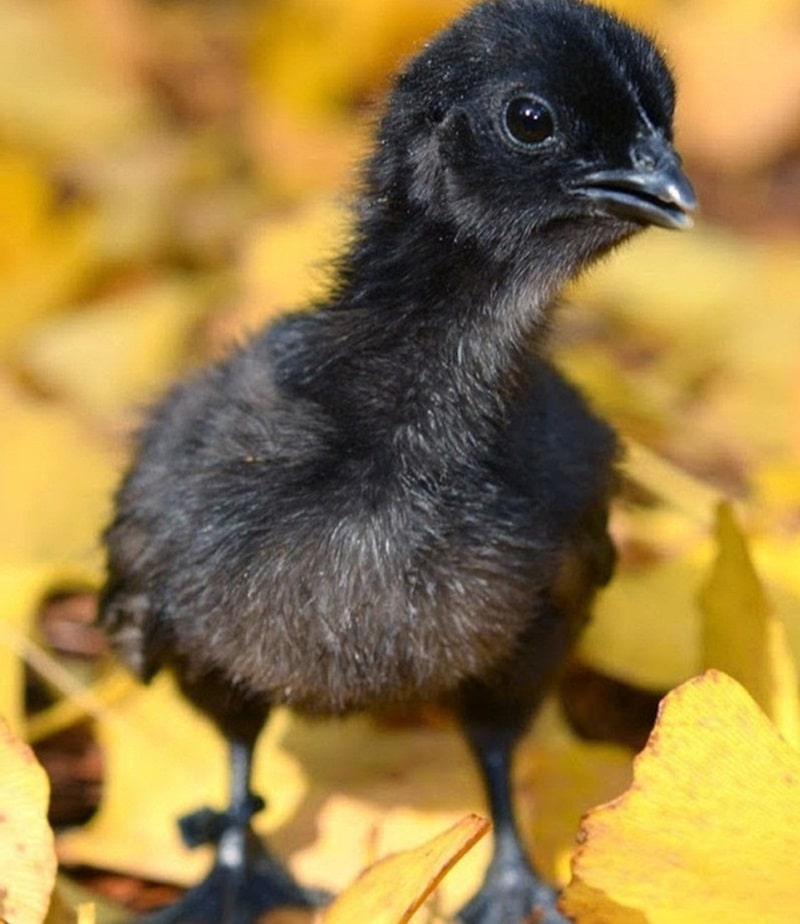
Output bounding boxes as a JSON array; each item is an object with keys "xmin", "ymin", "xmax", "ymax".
[
  {"xmin": 457, "ymin": 863, "xmax": 567, "ymax": 924},
  {"xmin": 136, "ymin": 810, "xmax": 330, "ymax": 924}
]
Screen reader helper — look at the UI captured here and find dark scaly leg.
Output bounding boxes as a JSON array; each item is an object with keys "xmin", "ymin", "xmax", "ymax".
[
  {"xmin": 138, "ymin": 735, "xmax": 330, "ymax": 923},
  {"xmin": 455, "ymin": 606, "xmax": 576, "ymax": 924},
  {"xmin": 457, "ymin": 721, "xmax": 565, "ymax": 924}
]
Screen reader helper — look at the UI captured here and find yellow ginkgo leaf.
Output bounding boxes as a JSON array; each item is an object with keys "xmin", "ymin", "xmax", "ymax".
[
  {"xmin": 57, "ymin": 675, "xmax": 312, "ymax": 886},
  {"xmin": 576, "ymin": 443, "xmax": 738, "ymax": 693},
  {"xmin": 699, "ymin": 501, "xmax": 800, "ymax": 747},
  {"xmin": 322, "ymin": 813, "xmax": 489, "ymax": 924},
  {"xmin": 560, "ymin": 670, "xmax": 800, "ymax": 924},
  {"xmin": 273, "ymin": 711, "xmax": 488, "ymax": 903},
  {"xmin": 515, "ymin": 701, "xmax": 635, "ymax": 887},
  {"xmin": 0, "ymin": 714, "xmax": 57, "ymax": 924},
  {"xmin": 56, "ymin": 673, "xmax": 232, "ymax": 885},
  {"xmin": 58, "ymin": 666, "xmax": 626, "ymax": 916},
  {"xmin": 578, "ymin": 556, "xmax": 704, "ymax": 693},
  {"xmin": 285, "ymin": 699, "xmax": 632, "ymax": 906}
]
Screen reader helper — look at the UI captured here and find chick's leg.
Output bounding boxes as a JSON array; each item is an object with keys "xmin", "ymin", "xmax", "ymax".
[
  {"xmin": 138, "ymin": 735, "xmax": 329, "ymax": 924},
  {"xmin": 457, "ymin": 719, "xmax": 566, "ymax": 924},
  {"xmin": 455, "ymin": 611, "xmax": 573, "ymax": 924}
]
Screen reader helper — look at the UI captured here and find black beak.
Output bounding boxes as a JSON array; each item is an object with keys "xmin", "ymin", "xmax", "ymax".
[{"xmin": 576, "ymin": 135, "xmax": 697, "ymax": 230}]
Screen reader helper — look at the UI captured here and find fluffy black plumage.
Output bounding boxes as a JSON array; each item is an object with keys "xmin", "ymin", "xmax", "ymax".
[{"xmin": 101, "ymin": 1, "xmax": 695, "ymax": 921}]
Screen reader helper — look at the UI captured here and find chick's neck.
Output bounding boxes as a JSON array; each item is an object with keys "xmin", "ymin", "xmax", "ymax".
[{"xmin": 325, "ymin": 203, "xmax": 570, "ymax": 415}]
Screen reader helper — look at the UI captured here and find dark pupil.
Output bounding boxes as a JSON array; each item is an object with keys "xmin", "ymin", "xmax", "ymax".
[{"xmin": 506, "ymin": 98, "xmax": 554, "ymax": 145}]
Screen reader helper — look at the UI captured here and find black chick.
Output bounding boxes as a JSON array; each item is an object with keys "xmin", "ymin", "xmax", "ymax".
[{"xmin": 101, "ymin": 1, "xmax": 696, "ymax": 922}]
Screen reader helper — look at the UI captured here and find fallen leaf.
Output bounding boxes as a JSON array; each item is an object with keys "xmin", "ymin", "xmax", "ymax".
[
  {"xmin": 57, "ymin": 675, "xmax": 321, "ymax": 888},
  {"xmin": 561, "ymin": 225, "xmax": 800, "ymax": 470},
  {"xmin": 561, "ymin": 670, "xmax": 800, "ymax": 924},
  {"xmin": 285, "ymin": 701, "xmax": 633, "ymax": 907},
  {"xmin": 578, "ymin": 556, "xmax": 704, "ymax": 693},
  {"xmin": 322, "ymin": 813, "xmax": 489, "ymax": 924},
  {"xmin": 57, "ymin": 668, "xmax": 624, "ymax": 918},
  {"xmin": 516, "ymin": 701, "xmax": 635, "ymax": 887},
  {"xmin": 280, "ymin": 713, "xmax": 487, "ymax": 903},
  {"xmin": 699, "ymin": 501, "xmax": 800, "ymax": 747},
  {"xmin": 0, "ymin": 714, "xmax": 57, "ymax": 924},
  {"xmin": 56, "ymin": 673, "xmax": 232, "ymax": 885},
  {"xmin": 573, "ymin": 438, "xmax": 723, "ymax": 694},
  {"xmin": 71, "ymin": 138, "xmax": 190, "ymax": 268}
]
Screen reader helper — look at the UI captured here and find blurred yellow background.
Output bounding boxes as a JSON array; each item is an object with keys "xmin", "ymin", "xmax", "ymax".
[{"xmin": 1, "ymin": 0, "xmax": 800, "ymax": 919}]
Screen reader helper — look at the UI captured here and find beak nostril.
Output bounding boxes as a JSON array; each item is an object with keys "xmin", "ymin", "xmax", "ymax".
[
  {"xmin": 632, "ymin": 150, "xmax": 657, "ymax": 171},
  {"xmin": 631, "ymin": 131, "xmax": 677, "ymax": 173}
]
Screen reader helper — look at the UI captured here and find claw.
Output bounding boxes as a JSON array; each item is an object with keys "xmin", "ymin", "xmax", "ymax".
[{"xmin": 140, "ymin": 812, "xmax": 330, "ymax": 924}]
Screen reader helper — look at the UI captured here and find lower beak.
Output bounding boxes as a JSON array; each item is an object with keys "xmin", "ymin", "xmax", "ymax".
[{"xmin": 577, "ymin": 138, "xmax": 697, "ymax": 231}]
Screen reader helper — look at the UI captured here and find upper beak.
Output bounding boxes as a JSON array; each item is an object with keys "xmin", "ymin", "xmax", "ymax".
[{"xmin": 576, "ymin": 135, "xmax": 697, "ymax": 231}]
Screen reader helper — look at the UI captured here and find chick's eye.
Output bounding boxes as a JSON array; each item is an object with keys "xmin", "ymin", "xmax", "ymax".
[{"xmin": 504, "ymin": 97, "xmax": 554, "ymax": 147}]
